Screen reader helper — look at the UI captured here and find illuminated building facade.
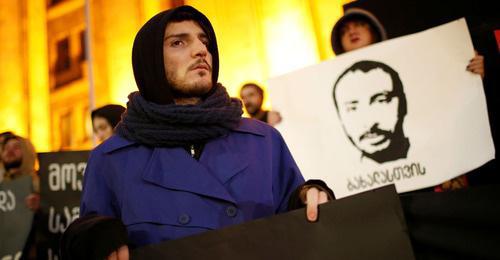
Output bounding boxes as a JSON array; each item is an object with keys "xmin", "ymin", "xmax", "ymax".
[{"xmin": 0, "ymin": 0, "xmax": 348, "ymax": 151}]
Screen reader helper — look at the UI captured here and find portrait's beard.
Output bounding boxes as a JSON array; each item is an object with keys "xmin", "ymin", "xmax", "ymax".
[
  {"xmin": 357, "ymin": 122, "xmax": 409, "ymax": 163},
  {"xmin": 359, "ymin": 125, "xmax": 393, "ymax": 144},
  {"xmin": 3, "ymin": 159, "xmax": 22, "ymax": 171}
]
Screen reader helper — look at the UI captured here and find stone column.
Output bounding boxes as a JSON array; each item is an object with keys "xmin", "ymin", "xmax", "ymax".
[
  {"xmin": 0, "ymin": 1, "xmax": 29, "ymax": 137},
  {"xmin": 26, "ymin": 0, "xmax": 51, "ymax": 151}
]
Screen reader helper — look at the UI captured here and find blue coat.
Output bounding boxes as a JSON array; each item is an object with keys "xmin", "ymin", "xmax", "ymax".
[{"xmin": 80, "ymin": 118, "xmax": 305, "ymax": 247}]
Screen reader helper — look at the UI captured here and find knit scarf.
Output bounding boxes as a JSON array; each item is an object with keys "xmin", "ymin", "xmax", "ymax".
[{"xmin": 115, "ymin": 84, "xmax": 243, "ymax": 147}]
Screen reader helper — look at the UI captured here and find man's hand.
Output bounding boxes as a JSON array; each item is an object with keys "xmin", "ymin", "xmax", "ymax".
[
  {"xmin": 466, "ymin": 51, "xmax": 484, "ymax": 79},
  {"xmin": 267, "ymin": 111, "xmax": 282, "ymax": 126},
  {"xmin": 302, "ymin": 187, "xmax": 329, "ymax": 222},
  {"xmin": 107, "ymin": 245, "xmax": 129, "ymax": 260}
]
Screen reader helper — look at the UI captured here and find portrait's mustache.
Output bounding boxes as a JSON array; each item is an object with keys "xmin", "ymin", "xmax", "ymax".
[
  {"xmin": 359, "ymin": 124, "xmax": 391, "ymax": 142},
  {"xmin": 189, "ymin": 59, "xmax": 212, "ymax": 71}
]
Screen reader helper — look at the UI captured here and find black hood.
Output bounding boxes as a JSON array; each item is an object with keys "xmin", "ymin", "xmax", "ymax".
[{"xmin": 132, "ymin": 5, "xmax": 219, "ymax": 104}]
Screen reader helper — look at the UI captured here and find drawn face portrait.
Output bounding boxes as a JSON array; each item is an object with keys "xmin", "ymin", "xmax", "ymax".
[{"xmin": 333, "ymin": 61, "xmax": 409, "ymax": 163}]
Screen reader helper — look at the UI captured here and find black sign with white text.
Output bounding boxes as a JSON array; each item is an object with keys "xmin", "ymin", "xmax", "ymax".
[{"xmin": 37, "ymin": 151, "xmax": 89, "ymax": 260}]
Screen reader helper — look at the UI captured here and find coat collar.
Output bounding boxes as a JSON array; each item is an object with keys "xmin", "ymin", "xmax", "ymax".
[
  {"xmin": 101, "ymin": 118, "xmax": 265, "ymax": 154},
  {"xmin": 141, "ymin": 136, "xmax": 249, "ymax": 204},
  {"xmin": 102, "ymin": 135, "xmax": 136, "ymax": 154},
  {"xmin": 100, "ymin": 119, "xmax": 266, "ymax": 203},
  {"xmin": 232, "ymin": 118, "xmax": 266, "ymax": 137}
]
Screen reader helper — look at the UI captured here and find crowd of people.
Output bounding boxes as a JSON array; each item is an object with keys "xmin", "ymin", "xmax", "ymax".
[{"xmin": 1, "ymin": 4, "xmax": 496, "ymax": 260}]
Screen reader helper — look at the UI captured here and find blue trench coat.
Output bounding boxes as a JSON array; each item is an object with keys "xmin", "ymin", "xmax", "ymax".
[{"xmin": 80, "ymin": 118, "xmax": 305, "ymax": 247}]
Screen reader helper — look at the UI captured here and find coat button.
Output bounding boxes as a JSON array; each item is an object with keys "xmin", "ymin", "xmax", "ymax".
[
  {"xmin": 178, "ymin": 214, "xmax": 191, "ymax": 225},
  {"xmin": 226, "ymin": 206, "xmax": 237, "ymax": 217}
]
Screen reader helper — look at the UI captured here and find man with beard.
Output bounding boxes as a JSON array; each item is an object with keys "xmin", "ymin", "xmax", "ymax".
[
  {"xmin": 1, "ymin": 135, "xmax": 40, "ymax": 209},
  {"xmin": 0, "ymin": 131, "xmax": 15, "ymax": 183},
  {"xmin": 240, "ymin": 83, "xmax": 282, "ymax": 126},
  {"xmin": 0, "ymin": 133, "xmax": 40, "ymax": 211},
  {"xmin": 1, "ymin": 135, "xmax": 40, "ymax": 258},
  {"xmin": 68, "ymin": 6, "xmax": 333, "ymax": 259},
  {"xmin": 333, "ymin": 60, "xmax": 409, "ymax": 163}
]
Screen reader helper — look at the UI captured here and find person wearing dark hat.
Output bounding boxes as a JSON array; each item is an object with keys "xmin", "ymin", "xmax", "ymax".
[
  {"xmin": 330, "ymin": 8, "xmax": 484, "ymax": 78},
  {"xmin": 91, "ymin": 104, "xmax": 126, "ymax": 143},
  {"xmin": 70, "ymin": 5, "xmax": 333, "ymax": 258},
  {"xmin": 330, "ymin": 8, "xmax": 387, "ymax": 55}
]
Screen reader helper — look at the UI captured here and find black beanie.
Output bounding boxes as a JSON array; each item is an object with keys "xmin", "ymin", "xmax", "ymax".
[
  {"xmin": 330, "ymin": 8, "xmax": 387, "ymax": 55},
  {"xmin": 132, "ymin": 5, "xmax": 220, "ymax": 104}
]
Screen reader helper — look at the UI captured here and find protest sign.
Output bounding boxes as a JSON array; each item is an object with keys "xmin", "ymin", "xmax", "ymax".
[
  {"xmin": 36, "ymin": 151, "xmax": 89, "ymax": 260},
  {"xmin": 269, "ymin": 18, "xmax": 494, "ymax": 198}
]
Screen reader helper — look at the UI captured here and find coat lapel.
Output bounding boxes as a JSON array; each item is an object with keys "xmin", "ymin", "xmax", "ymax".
[
  {"xmin": 141, "ymin": 147, "xmax": 238, "ymax": 204},
  {"xmin": 200, "ymin": 137, "xmax": 249, "ymax": 184}
]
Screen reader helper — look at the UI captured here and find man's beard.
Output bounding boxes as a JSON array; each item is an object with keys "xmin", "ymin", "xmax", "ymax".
[
  {"xmin": 3, "ymin": 159, "xmax": 22, "ymax": 171},
  {"xmin": 244, "ymin": 103, "xmax": 261, "ymax": 116},
  {"xmin": 167, "ymin": 60, "xmax": 213, "ymax": 98},
  {"xmin": 167, "ymin": 71, "xmax": 212, "ymax": 98},
  {"xmin": 358, "ymin": 123, "xmax": 409, "ymax": 163}
]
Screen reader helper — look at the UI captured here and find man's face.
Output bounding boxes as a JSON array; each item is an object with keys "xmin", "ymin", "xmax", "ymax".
[
  {"xmin": 1, "ymin": 138, "xmax": 23, "ymax": 167},
  {"xmin": 340, "ymin": 20, "xmax": 375, "ymax": 52},
  {"xmin": 240, "ymin": 86, "xmax": 263, "ymax": 115},
  {"xmin": 163, "ymin": 20, "xmax": 213, "ymax": 97},
  {"xmin": 335, "ymin": 68, "xmax": 400, "ymax": 155},
  {"xmin": 92, "ymin": 116, "xmax": 113, "ymax": 143}
]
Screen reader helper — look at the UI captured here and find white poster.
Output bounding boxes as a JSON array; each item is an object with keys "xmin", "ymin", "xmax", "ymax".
[{"xmin": 269, "ymin": 18, "xmax": 494, "ymax": 198}]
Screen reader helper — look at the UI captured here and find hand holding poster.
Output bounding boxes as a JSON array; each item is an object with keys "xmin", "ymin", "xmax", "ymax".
[{"xmin": 269, "ymin": 18, "xmax": 494, "ymax": 198}]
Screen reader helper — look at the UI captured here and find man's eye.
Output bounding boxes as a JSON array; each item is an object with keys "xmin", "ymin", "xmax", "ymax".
[
  {"xmin": 346, "ymin": 105, "xmax": 357, "ymax": 112},
  {"xmin": 201, "ymin": 39, "xmax": 209, "ymax": 46},
  {"xmin": 171, "ymin": 40, "xmax": 184, "ymax": 47},
  {"xmin": 375, "ymin": 96, "xmax": 391, "ymax": 103}
]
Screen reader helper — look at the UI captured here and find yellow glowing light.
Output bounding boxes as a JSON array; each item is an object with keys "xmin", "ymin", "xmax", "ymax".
[
  {"xmin": 106, "ymin": 1, "xmax": 178, "ymax": 107},
  {"xmin": 0, "ymin": 1, "xmax": 28, "ymax": 137},
  {"xmin": 1, "ymin": 0, "xmax": 346, "ymax": 151},
  {"xmin": 259, "ymin": 2, "xmax": 320, "ymax": 77},
  {"xmin": 27, "ymin": 0, "xmax": 51, "ymax": 152}
]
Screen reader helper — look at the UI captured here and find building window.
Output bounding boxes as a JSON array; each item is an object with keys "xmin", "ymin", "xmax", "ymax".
[
  {"xmin": 52, "ymin": 33, "xmax": 84, "ymax": 89},
  {"xmin": 55, "ymin": 37, "xmax": 71, "ymax": 73},
  {"xmin": 79, "ymin": 30, "xmax": 87, "ymax": 61},
  {"xmin": 59, "ymin": 112, "xmax": 72, "ymax": 150},
  {"xmin": 48, "ymin": 0, "xmax": 67, "ymax": 8}
]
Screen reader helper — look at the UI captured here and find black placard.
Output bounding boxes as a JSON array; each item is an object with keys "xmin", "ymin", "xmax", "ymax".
[
  {"xmin": 36, "ymin": 151, "xmax": 90, "ymax": 260},
  {"xmin": 132, "ymin": 185, "xmax": 415, "ymax": 260}
]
